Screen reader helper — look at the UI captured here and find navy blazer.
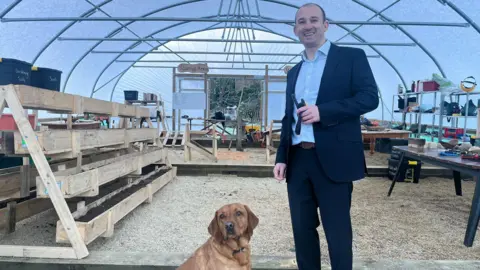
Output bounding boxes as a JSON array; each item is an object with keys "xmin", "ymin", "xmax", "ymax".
[{"xmin": 275, "ymin": 43, "xmax": 379, "ymax": 182}]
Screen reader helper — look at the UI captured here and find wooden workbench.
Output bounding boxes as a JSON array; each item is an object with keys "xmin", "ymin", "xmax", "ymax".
[
  {"xmin": 388, "ymin": 146, "xmax": 480, "ymax": 247},
  {"xmin": 362, "ymin": 129, "xmax": 411, "ymax": 154}
]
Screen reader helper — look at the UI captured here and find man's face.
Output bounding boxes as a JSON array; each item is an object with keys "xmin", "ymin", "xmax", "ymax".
[{"xmin": 294, "ymin": 5, "xmax": 329, "ymax": 48}]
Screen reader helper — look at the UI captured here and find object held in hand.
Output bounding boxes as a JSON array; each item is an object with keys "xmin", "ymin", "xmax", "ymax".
[{"xmin": 291, "ymin": 94, "xmax": 306, "ymax": 135}]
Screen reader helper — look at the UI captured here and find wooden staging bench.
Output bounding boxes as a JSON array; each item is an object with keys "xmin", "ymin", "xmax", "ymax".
[
  {"xmin": 362, "ymin": 129, "xmax": 411, "ymax": 154},
  {"xmin": 0, "ymin": 84, "xmax": 175, "ymax": 260},
  {"xmin": 388, "ymin": 146, "xmax": 480, "ymax": 247}
]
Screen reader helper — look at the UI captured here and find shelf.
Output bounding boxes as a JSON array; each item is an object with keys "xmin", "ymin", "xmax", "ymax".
[{"xmin": 3, "ymin": 84, "xmax": 150, "ymax": 118}]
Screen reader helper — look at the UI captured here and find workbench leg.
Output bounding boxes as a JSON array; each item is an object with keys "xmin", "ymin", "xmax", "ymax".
[
  {"xmin": 453, "ymin": 170, "xmax": 463, "ymax": 196},
  {"xmin": 369, "ymin": 137, "xmax": 375, "ymax": 155},
  {"xmin": 387, "ymin": 152, "xmax": 405, "ymax": 197},
  {"xmin": 464, "ymin": 176, "xmax": 480, "ymax": 247},
  {"xmin": 364, "ymin": 157, "xmax": 369, "ymax": 177}
]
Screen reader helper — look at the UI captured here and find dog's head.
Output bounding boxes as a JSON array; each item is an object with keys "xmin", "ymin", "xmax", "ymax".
[{"xmin": 208, "ymin": 203, "xmax": 259, "ymax": 243}]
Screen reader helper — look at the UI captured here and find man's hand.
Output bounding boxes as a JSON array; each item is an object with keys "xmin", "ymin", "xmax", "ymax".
[
  {"xmin": 297, "ymin": 105, "xmax": 320, "ymax": 124},
  {"xmin": 273, "ymin": 163, "xmax": 287, "ymax": 182}
]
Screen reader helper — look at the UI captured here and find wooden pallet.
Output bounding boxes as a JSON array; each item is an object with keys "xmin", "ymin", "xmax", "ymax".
[{"xmin": 160, "ymin": 131, "xmax": 184, "ymax": 148}]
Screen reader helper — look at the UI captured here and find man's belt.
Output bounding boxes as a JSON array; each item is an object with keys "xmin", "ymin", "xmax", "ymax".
[{"xmin": 294, "ymin": 142, "xmax": 315, "ymax": 149}]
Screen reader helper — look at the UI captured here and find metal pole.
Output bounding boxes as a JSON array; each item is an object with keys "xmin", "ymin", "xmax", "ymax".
[
  {"xmin": 91, "ymin": 50, "xmax": 381, "ymax": 57},
  {"xmin": 0, "ymin": 0, "xmax": 21, "ymax": 18},
  {"xmin": 133, "ymin": 65, "xmax": 284, "ymax": 71},
  {"xmin": 119, "ymin": 59, "xmax": 381, "ymax": 64},
  {"xmin": 353, "ymin": 0, "xmax": 447, "ymax": 78},
  {"xmin": 1, "ymin": 16, "xmax": 470, "ymax": 27},
  {"xmin": 438, "ymin": 0, "xmax": 480, "ymax": 35},
  {"xmin": 58, "ymin": 37, "xmax": 416, "ymax": 46}
]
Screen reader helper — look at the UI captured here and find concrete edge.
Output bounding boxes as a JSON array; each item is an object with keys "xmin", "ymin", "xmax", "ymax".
[{"xmin": 0, "ymin": 251, "xmax": 480, "ymax": 270}]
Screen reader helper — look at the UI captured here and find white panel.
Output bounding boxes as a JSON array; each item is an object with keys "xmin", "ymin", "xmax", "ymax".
[{"xmin": 172, "ymin": 92, "xmax": 206, "ymax": 110}]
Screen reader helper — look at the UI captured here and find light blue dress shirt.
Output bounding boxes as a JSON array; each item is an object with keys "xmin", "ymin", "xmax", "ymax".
[{"xmin": 291, "ymin": 40, "xmax": 331, "ymax": 145}]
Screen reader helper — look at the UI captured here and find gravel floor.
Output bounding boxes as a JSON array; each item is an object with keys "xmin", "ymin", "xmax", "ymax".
[{"xmin": 1, "ymin": 175, "xmax": 480, "ymax": 266}]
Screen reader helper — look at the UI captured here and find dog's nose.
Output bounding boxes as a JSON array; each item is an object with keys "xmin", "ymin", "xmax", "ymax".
[{"xmin": 225, "ymin": 222, "xmax": 234, "ymax": 233}]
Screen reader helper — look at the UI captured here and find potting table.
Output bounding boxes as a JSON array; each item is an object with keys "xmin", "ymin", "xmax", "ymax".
[
  {"xmin": 362, "ymin": 129, "xmax": 411, "ymax": 154},
  {"xmin": 387, "ymin": 145, "xmax": 480, "ymax": 247}
]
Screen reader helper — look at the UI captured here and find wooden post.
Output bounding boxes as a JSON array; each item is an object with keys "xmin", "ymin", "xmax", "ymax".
[
  {"xmin": 204, "ymin": 73, "xmax": 208, "ymax": 129},
  {"xmin": 172, "ymin": 67, "xmax": 176, "ymax": 131},
  {"xmin": 184, "ymin": 123, "xmax": 192, "ymax": 161},
  {"xmin": 264, "ymin": 65, "xmax": 269, "ymax": 130},
  {"xmin": 5, "ymin": 201, "xmax": 16, "ymax": 234},
  {"xmin": 236, "ymin": 116, "xmax": 243, "ymax": 151}
]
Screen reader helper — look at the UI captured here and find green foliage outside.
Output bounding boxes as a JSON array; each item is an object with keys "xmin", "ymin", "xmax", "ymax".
[{"xmin": 208, "ymin": 77, "xmax": 263, "ymax": 125}]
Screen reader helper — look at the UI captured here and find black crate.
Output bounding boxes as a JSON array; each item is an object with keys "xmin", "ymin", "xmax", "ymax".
[
  {"xmin": 31, "ymin": 66, "xmax": 62, "ymax": 91},
  {"xmin": 376, "ymin": 138, "xmax": 409, "ymax": 154},
  {"xmin": 124, "ymin": 90, "xmax": 138, "ymax": 101},
  {"xmin": 0, "ymin": 58, "xmax": 32, "ymax": 85},
  {"xmin": 388, "ymin": 158, "xmax": 422, "ymax": 182}
]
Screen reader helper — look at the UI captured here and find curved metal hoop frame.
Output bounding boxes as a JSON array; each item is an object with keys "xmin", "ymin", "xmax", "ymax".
[{"xmin": 1, "ymin": 0, "xmax": 478, "ymax": 100}]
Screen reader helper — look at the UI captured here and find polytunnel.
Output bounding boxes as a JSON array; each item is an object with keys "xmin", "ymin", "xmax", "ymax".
[
  {"xmin": 3, "ymin": 1, "xmax": 480, "ymax": 268},
  {"xmin": 1, "ymin": 0, "xmax": 480, "ymax": 137}
]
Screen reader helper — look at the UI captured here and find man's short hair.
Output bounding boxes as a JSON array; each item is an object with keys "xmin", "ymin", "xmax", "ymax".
[{"xmin": 295, "ymin": 3, "xmax": 326, "ymax": 22}]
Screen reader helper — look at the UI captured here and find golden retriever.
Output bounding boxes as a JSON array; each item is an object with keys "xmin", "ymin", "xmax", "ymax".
[{"xmin": 177, "ymin": 203, "xmax": 259, "ymax": 270}]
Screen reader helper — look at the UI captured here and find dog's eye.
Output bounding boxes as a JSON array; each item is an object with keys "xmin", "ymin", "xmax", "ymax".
[
  {"xmin": 219, "ymin": 214, "xmax": 225, "ymax": 219},
  {"xmin": 236, "ymin": 211, "xmax": 242, "ymax": 216}
]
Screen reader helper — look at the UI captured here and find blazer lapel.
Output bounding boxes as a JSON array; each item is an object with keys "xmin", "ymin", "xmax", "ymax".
[
  {"xmin": 316, "ymin": 43, "xmax": 341, "ymax": 104},
  {"xmin": 290, "ymin": 61, "xmax": 303, "ymax": 95}
]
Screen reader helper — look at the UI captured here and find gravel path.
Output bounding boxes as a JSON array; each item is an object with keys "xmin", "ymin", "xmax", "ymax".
[{"xmin": 1, "ymin": 175, "xmax": 479, "ymax": 266}]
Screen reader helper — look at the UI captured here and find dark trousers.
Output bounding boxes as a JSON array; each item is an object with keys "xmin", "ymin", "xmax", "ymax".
[{"xmin": 286, "ymin": 147, "xmax": 353, "ymax": 270}]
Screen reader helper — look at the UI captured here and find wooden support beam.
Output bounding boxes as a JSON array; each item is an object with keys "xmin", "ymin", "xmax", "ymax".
[
  {"xmin": 0, "ymin": 246, "xmax": 77, "ymax": 259},
  {"xmin": 0, "ymin": 149, "xmax": 130, "ymax": 202},
  {"xmin": 9, "ymin": 85, "xmax": 149, "ymax": 117},
  {"xmin": 5, "ymin": 201, "xmax": 16, "ymax": 233},
  {"xmin": 11, "ymin": 128, "xmax": 157, "ymax": 156},
  {"xmin": 36, "ymin": 148, "xmax": 167, "ymax": 198}
]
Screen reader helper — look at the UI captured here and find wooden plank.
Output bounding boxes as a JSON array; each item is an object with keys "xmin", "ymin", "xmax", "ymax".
[
  {"xmin": 11, "ymin": 128, "xmax": 157, "ymax": 155},
  {"xmin": 5, "ymin": 201, "xmax": 16, "ymax": 233},
  {"xmin": 4, "ymin": 84, "xmax": 150, "ymax": 118},
  {"xmin": 14, "ymin": 85, "xmax": 74, "ymax": 112},
  {"xmin": 0, "ymin": 149, "xmax": 130, "ymax": 201},
  {"xmin": 56, "ymin": 167, "xmax": 176, "ymax": 244},
  {"xmin": 2, "ymin": 84, "xmax": 88, "ymax": 259},
  {"xmin": 0, "ymin": 246, "xmax": 77, "ymax": 259},
  {"xmin": 0, "ymin": 197, "xmax": 77, "ymax": 230},
  {"xmin": 36, "ymin": 148, "xmax": 167, "ymax": 198}
]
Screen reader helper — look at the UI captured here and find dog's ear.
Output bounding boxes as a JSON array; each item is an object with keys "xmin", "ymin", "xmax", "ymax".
[
  {"xmin": 208, "ymin": 211, "xmax": 224, "ymax": 243},
  {"xmin": 244, "ymin": 205, "xmax": 259, "ymax": 240}
]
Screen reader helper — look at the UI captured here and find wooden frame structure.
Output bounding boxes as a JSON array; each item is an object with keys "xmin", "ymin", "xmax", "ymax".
[
  {"xmin": 0, "ymin": 84, "xmax": 88, "ymax": 259},
  {"xmin": 183, "ymin": 122, "xmax": 217, "ymax": 162},
  {"xmin": 0, "ymin": 84, "xmax": 174, "ymax": 259},
  {"xmin": 172, "ymin": 69, "xmax": 286, "ymax": 133},
  {"xmin": 264, "ymin": 120, "xmax": 282, "ymax": 163}
]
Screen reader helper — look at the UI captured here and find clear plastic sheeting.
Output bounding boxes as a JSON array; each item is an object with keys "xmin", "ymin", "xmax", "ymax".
[{"xmin": 0, "ymin": 0, "xmax": 478, "ymax": 128}]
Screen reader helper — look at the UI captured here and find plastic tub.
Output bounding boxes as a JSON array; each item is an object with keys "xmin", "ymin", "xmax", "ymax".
[
  {"xmin": 0, "ymin": 58, "xmax": 32, "ymax": 85},
  {"xmin": 31, "ymin": 66, "xmax": 62, "ymax": 91}
]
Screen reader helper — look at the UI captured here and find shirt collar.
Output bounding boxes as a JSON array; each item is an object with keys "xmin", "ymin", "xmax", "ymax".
[{"xmin": 301, "ymin": 39, "xmax": 331, "ymax": 62}]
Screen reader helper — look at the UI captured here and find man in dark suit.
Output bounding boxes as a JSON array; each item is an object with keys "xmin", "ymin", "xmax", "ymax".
[{"xmin": 273, "ymin": 3, "xmax": 379, "ymax": 270}]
